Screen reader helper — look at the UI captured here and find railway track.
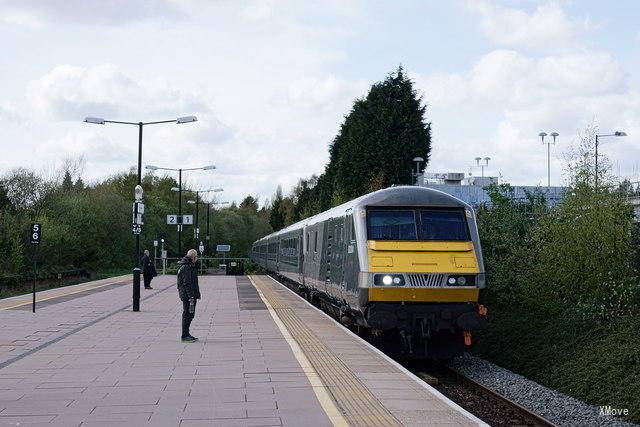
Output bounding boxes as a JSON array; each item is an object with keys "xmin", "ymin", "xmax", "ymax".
[{"xmin": 411, "ymin": 363, "xmax": 557, "ymax": 427}]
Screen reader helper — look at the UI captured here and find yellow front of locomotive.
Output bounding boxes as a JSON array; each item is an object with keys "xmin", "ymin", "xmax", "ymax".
[{"xmin": 360, "ymin": 198, "xmax": 487, "ymax": 358}]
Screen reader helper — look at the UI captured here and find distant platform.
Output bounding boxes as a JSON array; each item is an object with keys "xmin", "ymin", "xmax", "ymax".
[{"xmin": 0, "ymin": 274, "xmax": 485, "ymax": 426}]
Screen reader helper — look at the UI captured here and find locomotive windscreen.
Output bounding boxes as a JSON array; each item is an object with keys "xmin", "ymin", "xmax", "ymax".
[{"xmin": 367, "ymin": 208, "xmax": 469, "ymax": 241}]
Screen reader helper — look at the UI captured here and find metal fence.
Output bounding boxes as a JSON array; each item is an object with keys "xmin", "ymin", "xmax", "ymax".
[{"xmin": 154, "ymin": 256, "xmax": 252, "ymax": 276}]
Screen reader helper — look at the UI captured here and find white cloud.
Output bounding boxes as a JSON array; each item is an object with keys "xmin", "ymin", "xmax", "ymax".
[
  {"xmin": 412, "ymin": 44, "xmax": 638, "ymax": 185},
  {"xmin": 467, "ymin": 1, "xmax": 590, "ymax": 52},
  {"xmin": 0, "ymin": 0, "xmax": 185, "ymax": 27},
  {"xmin": 415, "ymin": 49, "xmax": 626, "ymax": 108},
  {"xmin": 26, "ymin": 64, "xmax": 212, "ymax": 122}
]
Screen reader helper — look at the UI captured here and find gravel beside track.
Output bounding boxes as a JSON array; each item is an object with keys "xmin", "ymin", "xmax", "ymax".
[{"xmin": 449, "ymin": 354, "xmax": 636, "ymax": 427}]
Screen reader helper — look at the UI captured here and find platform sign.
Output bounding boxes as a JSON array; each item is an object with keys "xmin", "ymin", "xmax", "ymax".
[
  {"xmin": 161, "ymin": 250, "xmax": 167, "ymax": 259},
  {"xmin": 167, "ymin": 214, "xmax": 193, "ymax": 225},
  {"xmin": 30, "ymin": 223, "xmax": 42, "ymax": 313},
  {"xmin": 30, "ymin": 223, "xmax": 41, "ymax": 245},
  {"xmin": 132, "ymin": 202, "xmax": 144, "ymax": 225},
  {"xmin": 216, "ymin": 244, "xmax": 231, "ymax": 252}
]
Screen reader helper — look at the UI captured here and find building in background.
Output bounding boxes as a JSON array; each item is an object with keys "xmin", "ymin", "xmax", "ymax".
[{"xmin": 416, "ymin": 172, "xmax": 566, "ymax": 208}]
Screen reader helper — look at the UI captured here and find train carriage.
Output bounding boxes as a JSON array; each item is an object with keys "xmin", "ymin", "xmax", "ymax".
[{"xmin": 251, "ymin": 186, "xmax": 488, "ymax": 359}]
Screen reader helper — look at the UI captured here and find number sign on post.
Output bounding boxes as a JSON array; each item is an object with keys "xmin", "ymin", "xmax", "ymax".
[
  {"xmin": 30, "ymin": 223, "xmax": 41, "ymax": 313},
  {"xmin": 31, "ymin": 223, "xmax": 41, "ymax": 245}
]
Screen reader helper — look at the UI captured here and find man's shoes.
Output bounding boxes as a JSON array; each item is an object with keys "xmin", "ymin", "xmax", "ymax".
[
  {"xmin": 145, "ymin": 287, "xmax": 153, "ymax": 289},
  {"xmin": 188, "ymin": 335, "xmax": 198, "ymax": 341},
  {"xmin": 181, "ymin": 336, "xmax": 197, "ymax": 343}
]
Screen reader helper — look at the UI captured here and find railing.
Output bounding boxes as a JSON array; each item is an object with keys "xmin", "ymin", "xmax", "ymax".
[{"xmin": 154, "ymin": 256, "xmax": 253, "ymax": 276}]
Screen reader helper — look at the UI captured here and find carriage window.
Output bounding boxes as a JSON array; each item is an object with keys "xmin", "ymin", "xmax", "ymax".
[
  {"xmin": 367, "ymin": 210, "xmax": 417, "ymax": 240},
  {"xmin": 314, "ymin": 231, "xmax": 318, "ymax": 252},
  {"xmin": 420, "ymin": 210, "xmax": 470, "ymax": 241},
  {"xmin": 306, "ymin": 233, "xmax": 309, "ymax": 253}
]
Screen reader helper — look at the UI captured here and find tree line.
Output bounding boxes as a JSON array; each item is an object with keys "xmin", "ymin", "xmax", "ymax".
[{"xmin": 0, "ymin": 166, "xmax": 272, "ymax": 287}]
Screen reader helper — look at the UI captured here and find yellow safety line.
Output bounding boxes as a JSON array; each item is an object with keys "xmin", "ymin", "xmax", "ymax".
[
  {"xmin": 248, "ymin": 276, "xmax": 349, "ymax": 427},
  {"xmin": 0, "ymin": 280, "xmax": 128, "ymax": 310}
]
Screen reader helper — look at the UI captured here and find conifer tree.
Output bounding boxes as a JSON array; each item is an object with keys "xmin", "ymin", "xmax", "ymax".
[{"xmin": 269, "ymin": 185, "xmax": 285, "ymax": 231}]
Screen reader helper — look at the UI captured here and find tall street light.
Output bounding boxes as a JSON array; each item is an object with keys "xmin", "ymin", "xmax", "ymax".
[
  {"xmin": 146, "ymin": 164, "xmax": 216, "ymax": 256},
  {"xmin": 595, "ymin": 131, "xmax": 627, "ymax": 191},
  {"xmin": 474, "ymin": 156, "xmax": 491, "ymax": 178},
  {"xmin": 84, "ymin": 115, "xmax": 197, "ymax": 312},
  {"xmin": 539, "ymin": 132, "xmax": 559, "ymax": 187}
]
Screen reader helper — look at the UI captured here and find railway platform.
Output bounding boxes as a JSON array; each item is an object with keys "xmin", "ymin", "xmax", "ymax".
[{"xmin": 0, "ymin": 274, "xmax": 486, "ymax": 426}]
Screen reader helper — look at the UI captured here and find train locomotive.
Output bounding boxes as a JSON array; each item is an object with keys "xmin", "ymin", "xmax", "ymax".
[{"xmin": 251, "ymin": 186, "xmax": 488, "ymax": 359}]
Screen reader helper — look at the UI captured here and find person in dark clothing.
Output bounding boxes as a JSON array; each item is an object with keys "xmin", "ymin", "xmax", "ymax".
[
  {"xmin": 141, "ymin": 250, "xmax": 154, "ymax": 289},
  {"xmin": 177, "ymin": 249, "xmax": 201, "ymax": 342}
]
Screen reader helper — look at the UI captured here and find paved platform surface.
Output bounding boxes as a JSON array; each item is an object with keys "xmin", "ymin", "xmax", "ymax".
[{"xmin": 0, "ymin": 274, "xmax": 484, "ymax": 426}]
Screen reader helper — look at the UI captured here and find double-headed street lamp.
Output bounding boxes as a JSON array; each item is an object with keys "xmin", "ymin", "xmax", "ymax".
[
  {"xmin": 185, "ymin": 188, "xmax": 224, "ymax": 241},
  {"xmin": 474, "ymin": 156, "xmax": 491, "ymax": 178},
  {"xmin": 145, "ymin": 165, "xmax": 216, "ymax": 256},
  {"xmin": 595, "ymin": 131, "xmax": 627, "ymax": 191},
  {"xmin": 539, "ymin": 132, "xmax": 559, "ymax": 187},
  {"xmin": 84, "ymin": 115, "xmax": 197, "ymax": 312}
]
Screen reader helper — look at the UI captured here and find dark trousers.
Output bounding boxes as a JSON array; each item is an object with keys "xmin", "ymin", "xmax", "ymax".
[
  {"xmin": 143, "ymin": 274, "xmax": 152, "ymax": 288},
  {"xmin": 181, "ymin": 299, "xmax": 197, "ymax": 338}
]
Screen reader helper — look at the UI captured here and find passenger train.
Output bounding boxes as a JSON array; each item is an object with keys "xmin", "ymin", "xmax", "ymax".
[{"xmin": 251, "ymin": 186, "xmax": 488, "ymax": 359}]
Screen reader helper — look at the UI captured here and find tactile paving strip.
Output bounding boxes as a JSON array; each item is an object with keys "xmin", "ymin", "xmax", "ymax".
[{"xmin": 251, "ymin": 275, "xmax": 401, "ymax": 427}]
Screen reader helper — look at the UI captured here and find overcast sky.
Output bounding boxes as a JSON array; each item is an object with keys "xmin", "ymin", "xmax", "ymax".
[{"xmin": 1, "ymin": 0, "xmax": 639, "ymax": 205}]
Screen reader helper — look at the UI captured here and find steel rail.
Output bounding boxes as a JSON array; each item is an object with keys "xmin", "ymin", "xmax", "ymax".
[{"xmin": 417, "ymin": 366, "xmax": 558, "ymax": 427}]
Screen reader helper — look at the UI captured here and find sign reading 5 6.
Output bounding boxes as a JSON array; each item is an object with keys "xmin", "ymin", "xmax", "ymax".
[{"xmin": 31, "ymin": 223, "xmax": 42, "ymax": 245}]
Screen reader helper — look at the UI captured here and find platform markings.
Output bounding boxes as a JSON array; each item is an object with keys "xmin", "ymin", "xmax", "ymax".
[{"xmin": 249, "ymin": 276, "xmax": 349, "ymax": 427}]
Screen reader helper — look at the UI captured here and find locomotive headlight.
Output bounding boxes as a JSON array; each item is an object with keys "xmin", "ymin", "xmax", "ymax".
[
  {"xmin": 447, "ymin": 275, "xmax": 476, "ymax": 286},
  {"xmin": 374, "ymin": 274, "xmax": 405, "ymax": 286}
]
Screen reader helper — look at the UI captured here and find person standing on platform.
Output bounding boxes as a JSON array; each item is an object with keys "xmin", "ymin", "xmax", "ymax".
[
  {"xmin": 141, "ymin": 249, "xmax": 155, "ymax": 289},
  {"xmin": 177, "ymin": 249, "xmax": 201, "ymax": 342}
]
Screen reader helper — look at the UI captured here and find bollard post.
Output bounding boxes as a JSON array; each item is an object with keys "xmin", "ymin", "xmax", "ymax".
[{"xmin": 133, "ymin": 267, "xmax": 141, "ymax": 312}]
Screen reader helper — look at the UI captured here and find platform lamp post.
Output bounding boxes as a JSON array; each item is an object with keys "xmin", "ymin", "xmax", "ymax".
[
  {"xmin": 595, "ymin": 131, "xmax": 627, "ymax": 192},
  {"xmin": 145, "ymin": 165, "xmax": 216, "ymax": 257},
  {"xmin": 84, "ymin": 115, "xmax": 197, "ymax": 312},
  {"xmin": 412, "ymin": 157, "xmax": 424, "ymax": 185}
]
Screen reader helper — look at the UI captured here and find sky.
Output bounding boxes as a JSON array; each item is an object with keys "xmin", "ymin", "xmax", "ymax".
[{"xmin": 1, "ymin": 0, "xmax": 639, "ymax": 205}]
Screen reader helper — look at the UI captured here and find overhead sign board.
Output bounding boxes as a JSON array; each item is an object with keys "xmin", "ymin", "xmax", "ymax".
[
  {"xmin": 30, "ymin": 223, "xmax": 41, "ymax": 245},
  {"xmin": 216, "ymin": 244, "xmax": 231, "ymax": 252}
]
